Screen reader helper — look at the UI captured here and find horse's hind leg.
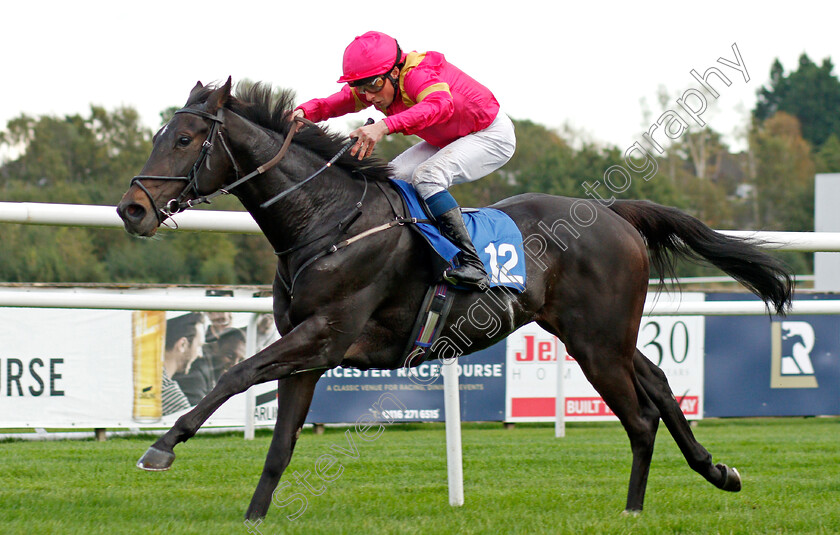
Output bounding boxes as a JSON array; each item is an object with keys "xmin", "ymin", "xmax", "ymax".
[
  {"xmin": 633, "ymin": 350, "xmax": 741, "ymax": 492},
  {"xmin": 541, "ymin": 322, "xmax": 660, "ymax": 512},
  {"xmin": 245, "ymin": 369, "xmax": 323, "ymax": 521},
  {"xmin": 578, "ymin": 346, "xmax": 660, "ymax": 512}
]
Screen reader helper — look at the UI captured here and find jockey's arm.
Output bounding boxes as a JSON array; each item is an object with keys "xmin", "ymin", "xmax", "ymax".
[{"xmin": 295, "ymin": 85, "xmax": 368, "ymax": 123}]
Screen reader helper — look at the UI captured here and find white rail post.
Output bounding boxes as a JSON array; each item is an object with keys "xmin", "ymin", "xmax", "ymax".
[
  {"xmin": 442, "ymin": 360, "xmax": 464, "ymax": 506},
  {"xmin": 244, "ymin": 312, "xmax": 259, "ymax": 440},
  {"xmin": 555, "ymin": 349, "xmax": 565, "ymax": 438}
]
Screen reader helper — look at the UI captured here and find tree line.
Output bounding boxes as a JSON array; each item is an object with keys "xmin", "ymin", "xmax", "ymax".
[{"xmin": 2, "ymin": 54, "xmax": 839, "ymax": 284}]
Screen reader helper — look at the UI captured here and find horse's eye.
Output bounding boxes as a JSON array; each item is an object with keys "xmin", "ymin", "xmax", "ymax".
[{"xmin": 177, "ymin": 136, "xmax": 192, "ymax": 147}]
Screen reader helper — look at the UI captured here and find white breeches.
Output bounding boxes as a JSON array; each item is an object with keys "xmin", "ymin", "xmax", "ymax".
[{"xmin": 389, "ymin": 110, "xmax": 516, "ymax": 200}]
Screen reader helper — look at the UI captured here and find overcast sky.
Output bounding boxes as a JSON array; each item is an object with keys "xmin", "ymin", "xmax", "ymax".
[{"xmin": 2, "ymin": 1, "xmax": 837, "ymax": 156}]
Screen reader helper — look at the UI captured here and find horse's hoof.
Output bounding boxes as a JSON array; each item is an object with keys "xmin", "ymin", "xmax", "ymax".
[
  {"xmin": 717, "ymin": 463, "xmax": 741, "ymax": 492},
  {"xmin": 137, "ymin": 446, "xmax": 175, "ymax": 471}
]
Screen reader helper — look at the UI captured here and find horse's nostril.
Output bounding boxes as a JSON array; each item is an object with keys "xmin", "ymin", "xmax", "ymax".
[{"xmin": 118, "ymin": 203, "xmax": 146, "ymax": 222}]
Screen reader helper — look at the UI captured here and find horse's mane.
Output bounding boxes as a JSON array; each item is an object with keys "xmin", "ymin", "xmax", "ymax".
[{"xmin": 185, "ymin": 82, "xmax": 393, "ymax": 182}]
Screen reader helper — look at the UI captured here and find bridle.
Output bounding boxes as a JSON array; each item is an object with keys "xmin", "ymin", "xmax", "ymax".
[
  {"xmin": 129, "ymin": 106, "xmax": 312, "ymax": 225},
  {"xmin": 130, "ymin": 108, "xmax": 225, "ymax": 224},
  {"xmin": 130, "ymin": 105, "xmax": 420, "ymax": 298}
]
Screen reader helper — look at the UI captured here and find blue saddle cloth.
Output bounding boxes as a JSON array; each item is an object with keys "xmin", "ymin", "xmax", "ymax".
[{"xmin": 391, "ymin": 180, "xmax": 526, "ymax": 291}]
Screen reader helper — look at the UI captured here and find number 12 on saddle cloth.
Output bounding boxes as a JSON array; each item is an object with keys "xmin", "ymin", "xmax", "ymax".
[{"xmin": 391, "ymin": 179, "xmax": 527, "ymax": 290}]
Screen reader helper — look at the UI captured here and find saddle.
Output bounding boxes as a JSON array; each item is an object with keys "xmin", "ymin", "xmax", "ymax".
[
  {"xmin": 388, "ymin": 180, "xmax": 527, "ymax": 366},
  {"xmin": 390, "ymin": 180, "xmax": 527, "ymax": 290}
]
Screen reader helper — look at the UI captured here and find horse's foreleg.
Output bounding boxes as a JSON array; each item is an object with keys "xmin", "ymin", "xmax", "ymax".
[
  {"xmin": 138, "ymin": 314, "xmax": 351, "ymax": 470},
  {"xmin": 634, "ymin": 350, "xmax": 741, "ymax": 492},
  {"xmin": 245, "ymin": 369, "xmax": 323, "ymax": 521}
]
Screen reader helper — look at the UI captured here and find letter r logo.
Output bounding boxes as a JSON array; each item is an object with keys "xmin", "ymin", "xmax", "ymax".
[{"xmin": 770, "ymin": 322, "xmax": 818, "ymax": 389}]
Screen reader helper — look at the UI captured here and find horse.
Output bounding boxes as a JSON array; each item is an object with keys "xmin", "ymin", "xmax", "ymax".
[{"xmin": 116, "ymin": 78, "xmax": 793, "ymax": 520}]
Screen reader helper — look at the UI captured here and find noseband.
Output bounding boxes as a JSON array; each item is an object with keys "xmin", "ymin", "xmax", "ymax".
[{"xmin": 129, "ymin": 107, "xmax": 309, "ymax": 225}]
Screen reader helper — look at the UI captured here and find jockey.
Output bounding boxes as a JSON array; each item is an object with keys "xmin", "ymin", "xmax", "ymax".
[{"xmin": 293, "ymin": 31, "xmax": 516, "ymax": 290}]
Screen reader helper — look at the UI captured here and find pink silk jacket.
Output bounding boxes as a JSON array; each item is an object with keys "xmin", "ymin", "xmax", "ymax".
[{"xmin": 297, "ymin": 51, "xmax": 500, "ymax": 148}]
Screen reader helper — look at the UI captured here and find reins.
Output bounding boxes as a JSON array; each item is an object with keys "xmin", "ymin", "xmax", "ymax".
[
  {"xmin": 129, "ymin": 109, "xmax": 316, "ymax": 224},
  {"xmin": 187, "ymin": 114, "xmax": 314, "ymax": 209},
  {"xmin": 260, "ymin": 118, "xmax": 375, "ymax": 209},
  {"xmin": 131, "ymin": 107, "xmax": 417, "ymax": 297}
]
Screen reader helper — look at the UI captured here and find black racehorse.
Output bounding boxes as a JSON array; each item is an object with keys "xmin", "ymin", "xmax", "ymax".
[{"xmin": 116, "ymin": 79, "xmax": 792, "ymax": 520}]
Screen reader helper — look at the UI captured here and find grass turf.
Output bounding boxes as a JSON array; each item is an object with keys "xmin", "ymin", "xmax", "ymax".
[{"xmin": 1, "ymin": 418, "xmax": 838, "ymax": 534}]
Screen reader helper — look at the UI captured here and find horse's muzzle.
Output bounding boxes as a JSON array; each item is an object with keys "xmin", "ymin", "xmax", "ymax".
[{"xmin": 116, "ymin": 200, "xmax": 158, "ymax": 237}]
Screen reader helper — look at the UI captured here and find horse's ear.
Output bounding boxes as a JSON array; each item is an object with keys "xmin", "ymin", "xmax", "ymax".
[
  {"xmin": 185, "ymin": 81, "xmax": 204, "ymax": 105},
  {"xmin": 205, "ymin": 77, "xmax": 232, "ymax": 113}
]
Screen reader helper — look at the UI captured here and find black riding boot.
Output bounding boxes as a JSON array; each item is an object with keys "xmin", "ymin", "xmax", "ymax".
[{"xmin": 436, "ymin": 207, "xmax": 489, "ymax": 290}]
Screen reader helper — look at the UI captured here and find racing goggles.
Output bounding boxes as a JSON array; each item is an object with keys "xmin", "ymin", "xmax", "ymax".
[{"xmin": 350, "ymin": 75, "xmax": 387, "ymax": 94}]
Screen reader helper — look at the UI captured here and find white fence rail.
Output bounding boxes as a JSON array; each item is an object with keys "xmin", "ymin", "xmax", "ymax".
[
  {"xmin": 0, "ymin": 201, "xmax": 262, "ymax": 233},
  {"xmin": 0, "ymin": 290, "xmax": 273, "ymax": 313},
  {"xmin": 2, "ymin": 289, "xmax": 840, "ymax": 316},
  {"xmin": 4, "ymin": 201, "xmax": 840, "ymax": 250}
]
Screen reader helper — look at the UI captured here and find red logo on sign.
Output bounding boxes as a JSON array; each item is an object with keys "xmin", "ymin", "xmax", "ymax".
[
  {"xmin": 677, "ymin": 396, "xmax": 699, "ymax": 415},
  {"xmin": 565, "ymin": 397, "xmax": 615, "ymax": 417},
  {"xmin": 515, "ymin": 335, "xmax": 557, "ymax": 362},
  {"xmin": 511, "ymin": 397, "xmax": 554, "ymax": 417},
  {"xmin": 511, "ymin": 396, "xmax": 700, "ymax": 419},
  {"xmin": 563, "ymin": 396, "xmax": 700, "ymax": 416}
]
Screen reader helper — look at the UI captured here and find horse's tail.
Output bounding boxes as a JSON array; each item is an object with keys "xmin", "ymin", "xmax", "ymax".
[{"xmin": 608, "ymin": 199, "xmax": 793, "ymax": 315}]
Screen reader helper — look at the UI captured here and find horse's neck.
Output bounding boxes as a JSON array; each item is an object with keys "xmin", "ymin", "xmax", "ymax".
[{"xmin": 226, "ymin": 118, "xmax": 364, "ymax": 252}]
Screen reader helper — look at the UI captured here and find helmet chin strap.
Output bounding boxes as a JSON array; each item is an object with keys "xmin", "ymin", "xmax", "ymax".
[
  {"xmin": 386, "ymin": 61, "xmax": 402, "ymax": 93},
  {"xmin": 386, "ymin": 44, "xmax": 402, "ymax": 92},
  {"xmin": 387, "ymin": 72, "xmax": 399, "ymax": 93}
]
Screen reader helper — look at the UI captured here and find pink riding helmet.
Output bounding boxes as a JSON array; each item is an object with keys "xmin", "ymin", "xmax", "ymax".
[{"xmin": 337, "ymin": 31, "xmax": 402, "ymax": 84}]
